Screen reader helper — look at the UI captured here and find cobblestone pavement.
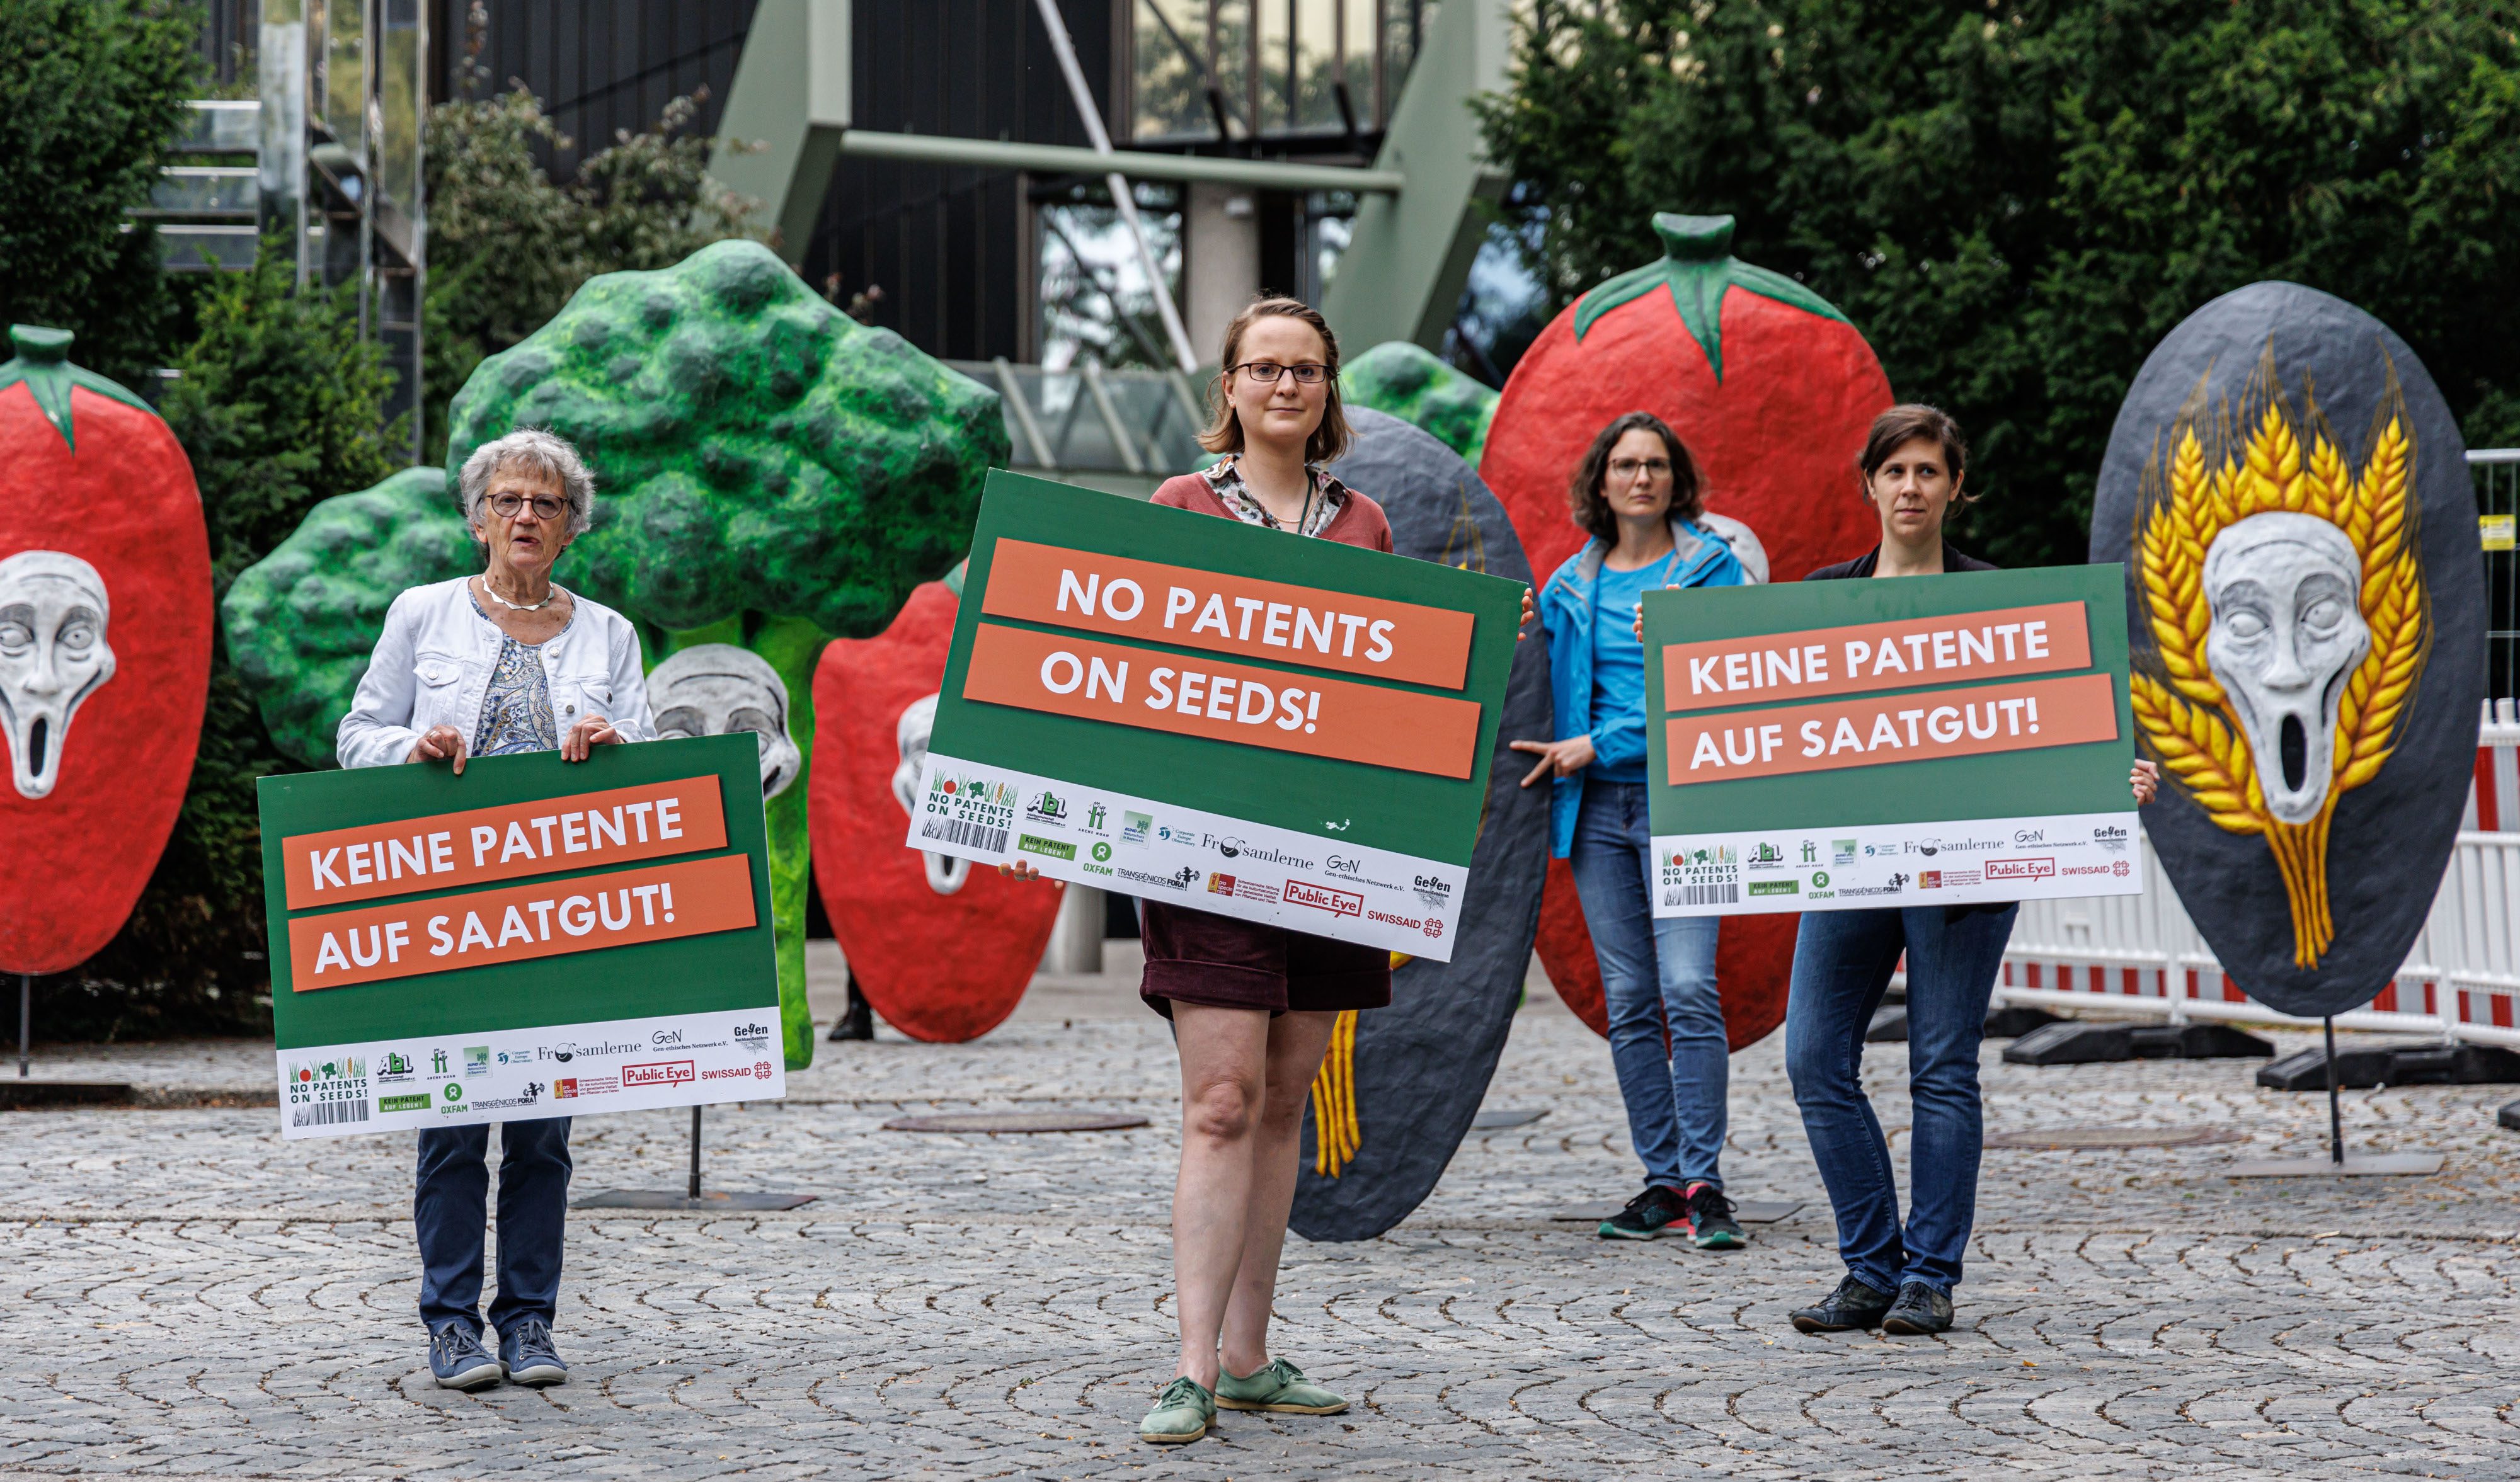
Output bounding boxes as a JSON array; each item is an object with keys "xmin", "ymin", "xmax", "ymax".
[{"xmin": 6, "ymin": 946, "xmax": 2519, "ymax": 1479}]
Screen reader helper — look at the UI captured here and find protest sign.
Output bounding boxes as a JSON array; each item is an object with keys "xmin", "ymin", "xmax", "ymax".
[
  {"xmin": 1642, "ymin": 566, "xmax": 2143, "ymax": 916},
  {"xmin": 258, "ymin": 733, "xmax": 781, "ymax": 1138},
  {"xmin": 908, "ymin": 470, "xmax": 1525, "ymax": 959}
]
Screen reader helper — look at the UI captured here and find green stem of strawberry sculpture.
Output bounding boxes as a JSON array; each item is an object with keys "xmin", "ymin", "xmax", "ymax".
[{"xmin": 1571, "ymin": 214, "xmax": 1849, "ymax": 382}]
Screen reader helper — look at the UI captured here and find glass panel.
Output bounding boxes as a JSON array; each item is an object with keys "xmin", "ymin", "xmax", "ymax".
[
  {"xmin": 1134, "ymin": 0, "xmax": 1225, "ymax": 140},
  {"xmin": 148, "ymin": 167, "xmax": 263, "ymax": 214},
  {"xmin": 375, "ymin": 0, "xmax": 421, "ymax": 229},
  {"xmin": 1036, "ymin": 184, "xmax": 1184, "ymax": 376},
  {"xmin": 321, "ymin": 0, "xmax": 367, "ymax": 151}
]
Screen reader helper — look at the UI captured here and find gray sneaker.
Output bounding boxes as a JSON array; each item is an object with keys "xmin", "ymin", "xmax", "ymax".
[
  {"xmin": 498, "ymin": 1317, "xmax": 569, "ymax": 1386},
  {"xmin": 429, "ymin": 1324, "xmax": 504, "ymax": 1390}
]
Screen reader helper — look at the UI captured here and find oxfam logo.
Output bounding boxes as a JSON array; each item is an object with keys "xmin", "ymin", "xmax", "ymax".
[
  {"xmin": 442, "ymin": 1083, "xmax": 464, "ymax": 1103},
  {"xmin": 1091, "ymin": 842, "xmax": 1112, "ymax": 862},
  {"xmin": 1812, "ymin": 871, "xmax": 1831, "ymax": 888}
]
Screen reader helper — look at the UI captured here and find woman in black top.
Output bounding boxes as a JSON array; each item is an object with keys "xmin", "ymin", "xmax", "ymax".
[{"xmin": 1784, "ymin": 405, "xmax": 2156, "ymax": 1337}]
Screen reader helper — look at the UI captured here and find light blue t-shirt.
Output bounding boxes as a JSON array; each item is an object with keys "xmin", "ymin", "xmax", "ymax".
[{"xmin": 1587, "ymin": 555, "xmax": 1676, "ymax": 784}]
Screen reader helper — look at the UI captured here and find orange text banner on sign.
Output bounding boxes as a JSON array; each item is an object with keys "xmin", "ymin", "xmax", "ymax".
[
  {"xmin": 961, "ymin": 621, "xmax": 1482, "ymax": 779},
  {"xmin": 1665, "ymin": 672, "xmax": 2119, "ymax": 785},
  {"xmin": 285, "ymin": 853, "xmax": 757, "ymax": 991},
  {"xmin": 278, "ymin": 776, "xmax": 728, "ymax": 909},
  {"xmin": 1660, "ymin": 601, "xmax": 2090, "ymax": 713},
  {"xmin": 980, "ymin": 537, "xmax": 1477, "ymax": 690}
]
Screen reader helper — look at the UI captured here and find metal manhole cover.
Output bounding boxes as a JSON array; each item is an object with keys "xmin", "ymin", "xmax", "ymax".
[
  {"xmin": 882, "ymin": 1110, "xmax": 1150, "ymax": 1134},
  {"xmin": 1984, "ymin": 1124, "xmax": 2247, "ymax": 1149}
]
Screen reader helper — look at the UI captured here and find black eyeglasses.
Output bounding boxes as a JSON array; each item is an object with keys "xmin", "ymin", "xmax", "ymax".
[
  {"xmin": 1232, "ymin": 361, "xmax": 1331, "ymax": 385},
  {"xmin": 1608, "ymin": 457, "xmax": 1673, "ymax": 481},
  {"xmin": 488, "ymin": 492, "xmax": 568, "ymax": 520}
]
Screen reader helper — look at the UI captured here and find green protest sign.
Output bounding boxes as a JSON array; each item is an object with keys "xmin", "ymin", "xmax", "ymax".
[
  {"xmin": 257, "ymin": 733, "xmax": 781, "ymax": 1138},
  {"xmin": 911, "ymin": 470, "xmax": 1525, "ymax": 957},
  {"xmin": 1640, "ymin": 565, "xmax": 2143, "ymax": 915}
]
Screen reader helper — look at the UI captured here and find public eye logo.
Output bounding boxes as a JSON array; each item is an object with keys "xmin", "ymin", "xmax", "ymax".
[
  {"xmin": 1091, "ymin": 842, "xmax": 1112, "ymax": 862},
  {"xmin": 462, "ymin": 1047, "xmax": 491, "ymax": 1076},
  {"xmin": 1027, "ymin": 790, "xmax": 1068, "ymax": 826},
  {"xmin": 1084, "ymin": 802, "xmax": 1109, "ymax": 831},
  {"xmin": 430, "ymin": 1049, "xmax": 449, "ymax": 1075}
]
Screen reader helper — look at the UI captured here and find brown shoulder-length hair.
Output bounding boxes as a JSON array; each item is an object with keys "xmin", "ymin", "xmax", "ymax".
[
  {"xmin": 1567, "ymin": 411, "xmax": 1705, "ymax": 542},
  {"xmin": 1855, "ymin": 403, "xmax": 1975, "ymax": 505},
  {"xmin": 1198, "ymin": 295, "xmax": 1353, "ymax": 465}
]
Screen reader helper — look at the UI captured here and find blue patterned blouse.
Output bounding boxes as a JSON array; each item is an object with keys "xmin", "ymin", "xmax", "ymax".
[{"xmin": 468, "ymin": 587, "xmax": 562, "ymax": 756}]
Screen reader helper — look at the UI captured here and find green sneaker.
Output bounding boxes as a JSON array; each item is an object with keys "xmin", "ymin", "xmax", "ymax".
[
  {"xmin": 1138, "ymin": 1376, "xmax": 1215, "ymax": 1444},
  {"xmin": 1217, "ymin": 1357, "xmax": 1349, "ymax": 1415}
]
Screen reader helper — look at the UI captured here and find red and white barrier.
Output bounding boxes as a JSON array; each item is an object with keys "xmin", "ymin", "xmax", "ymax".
[{"xmin": 1996, "ymin": 702, "xmax": 2520, "ymax": 1047}]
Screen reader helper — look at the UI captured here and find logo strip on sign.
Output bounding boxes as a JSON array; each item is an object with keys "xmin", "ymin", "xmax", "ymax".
[
  {"xmin": 279, "ymin": 776, "xmax": 728, "ymax": 909},
  {"xmin": 1659, "ymin": 601, "xmax": 2092, "ymax": 713},
  {"xmin": 960, "ymin": 621, "xmax": 1484, "ymax": 779},
  {"xmin": 284, "ymin": 852, "xmax": 757, "ymax": 992},
  {"xmin": 1664, "ymin": 671, "xmax": 2119, "ymax": 785},
  {"xmin": 980, "ymin": 537, "xmax": 1478, "ymax": 690}
]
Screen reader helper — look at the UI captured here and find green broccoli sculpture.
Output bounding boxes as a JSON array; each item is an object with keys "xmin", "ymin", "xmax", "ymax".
[
  {"xmin": 445, "ymin": 239, "xmax": 1005, "ymax": 1071},
  {"xmin": 222, "ymin": 467, "xmax": 477, "ymax": 765},
  {"xmin": 1341, "ymin": 341, "xmax": 1499, "ymax": 467}
]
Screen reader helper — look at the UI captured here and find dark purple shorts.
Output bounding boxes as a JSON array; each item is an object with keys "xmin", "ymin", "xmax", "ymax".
[{"xmin": 1139, "ymin": 901, "xmax": 1392, "ymax": 1018}]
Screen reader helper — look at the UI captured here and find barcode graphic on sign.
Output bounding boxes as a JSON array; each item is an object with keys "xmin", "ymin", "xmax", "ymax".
[
  {"xmin": 291, "ymin": 1099, "xmax": 370, "ymax": 1127},
  {"xmin": 1666, "ymin": 884, "xmax": 1739, "ymax": 906},
  {"xmin": 922, "ymin": 816, "xmax": 1009, "ymax": 853}
]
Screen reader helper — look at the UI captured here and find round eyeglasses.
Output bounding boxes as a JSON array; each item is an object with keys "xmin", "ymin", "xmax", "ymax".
[
  {"xmin": 488, "ymin": 492, "xmax": 568, "ymax": 520},
  {"xmin": 1231, "ymin": 361, "xmax": 1331, "ymax": 385}
]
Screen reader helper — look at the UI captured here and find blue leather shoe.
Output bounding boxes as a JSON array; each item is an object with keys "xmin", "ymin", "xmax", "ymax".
[
  {"xmin": 498, "ymin": 1317, "xmax": 569, "ymax": 1387},
  {"xmin": 429, "ymin": 1323, "xmax": 504, "ymax": 1390}
]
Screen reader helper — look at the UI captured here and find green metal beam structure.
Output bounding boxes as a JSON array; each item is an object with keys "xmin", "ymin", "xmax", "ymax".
[
  {"xmin": 707, "ymin": 0, "xmax": 1503, "ymax": 350},
  {"xmin": 1317, "ymin": 0, "xmax": 1511, "ymax": 353}
]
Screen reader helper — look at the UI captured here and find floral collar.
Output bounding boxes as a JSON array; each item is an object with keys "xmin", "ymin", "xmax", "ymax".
[{"xmin": 1200, "ymin": 456, "xmax": 1348, "ymax": 537}]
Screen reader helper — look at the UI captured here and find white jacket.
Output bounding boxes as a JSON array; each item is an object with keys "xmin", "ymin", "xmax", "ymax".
[{"xmin": 336, "ymin": 576, "xmax": 657, "ymax": 770}]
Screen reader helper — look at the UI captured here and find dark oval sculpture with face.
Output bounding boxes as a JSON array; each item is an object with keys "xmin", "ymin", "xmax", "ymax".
[
  {"xmin": 2090, "ymin": 282, "xmax": 2483, "ymax": 1017},
  {"xmin": 1291, "ymin": 407, "xmax": 1551, "ymax": 1242}
]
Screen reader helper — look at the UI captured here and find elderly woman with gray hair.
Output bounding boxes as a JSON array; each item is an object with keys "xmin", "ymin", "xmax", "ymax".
[{"xmin": 337, "ymin": 428, "xmax": 655, "ymax": 1394}]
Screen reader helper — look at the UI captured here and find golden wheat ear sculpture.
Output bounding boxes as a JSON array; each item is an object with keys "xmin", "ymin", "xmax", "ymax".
[{"xmin": 2132, "ymin": 351, "xmax": 2427, "ymax": 969}]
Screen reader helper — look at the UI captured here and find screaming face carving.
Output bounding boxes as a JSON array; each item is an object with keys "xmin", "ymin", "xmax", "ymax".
[
  {"xmin": 0, "ymin": 550, "xmax": 115, "ymax": 800},
  {"xmin": 649, "ymin": 644, "xmax": 802, "ymax": 798},
  {"xmin": 891, "ymin": 693, "xmax": 968, "ymax": 896},
  {"xmin": 2202, "ymin": 513, "xmax": 2372, "ymax": 825}
]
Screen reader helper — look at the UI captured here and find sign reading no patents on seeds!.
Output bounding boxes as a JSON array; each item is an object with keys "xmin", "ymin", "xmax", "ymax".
[
  {"xmin": 910, "ymin": 471, "xmax": 1525, "ymax": 959},
  {"xmin": 257, "ymin": 734, "xmax": 782, "ymax": 1139},
  {"xmin": 1642, "ymin": 566, "xmax": 2144, "ymax": 916}
]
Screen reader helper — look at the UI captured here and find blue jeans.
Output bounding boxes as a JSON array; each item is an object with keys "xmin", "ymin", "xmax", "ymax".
[
  {"xmin": 1567, "ymin": 778, "xmax": 1727, "ymax": 1191},
  {"xmin": 415, "ymin": 1117, "xmax": 573, "ymax": 1336},
  {"xmin": 1784, "ymin": 905, "xmax": 2016, "ymax": 1296}
]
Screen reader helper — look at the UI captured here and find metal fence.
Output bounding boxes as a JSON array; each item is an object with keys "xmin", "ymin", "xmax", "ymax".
[{"xmin": 2473, "ymin": 449, "xmax": 2520, "ymax": 698}]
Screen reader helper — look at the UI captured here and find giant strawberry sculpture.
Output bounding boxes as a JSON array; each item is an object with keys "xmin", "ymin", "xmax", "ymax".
[
  {"xmin": 809, "ymin": 577, "xmax": 1061, "ymax": 1042},
  {"xmin": 1482, "ymin": 214, "xmax": 1893, "ymax": 1050},
  {"xmin": 0, "ymin": 326, "xmax": 211, "ymax": 974}
]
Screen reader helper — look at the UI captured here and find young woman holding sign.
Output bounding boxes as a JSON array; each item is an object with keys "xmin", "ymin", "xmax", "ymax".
[
  {"xmin": 1783, "ymin": 404, "xmax": 2158, "ymax": 1336},
  {"xmin": 1007, "ymin": 297, "xmax": 1419, "ymax": 1445},
  {"xmin": 1511, "ymin": 413, "xmax": 1754, "ymax": 1249}
]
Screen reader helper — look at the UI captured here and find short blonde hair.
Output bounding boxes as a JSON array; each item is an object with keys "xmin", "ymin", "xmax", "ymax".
[{"xmin": 1198, "ymin": 296, "xmax": 1353, "ymax": 465}]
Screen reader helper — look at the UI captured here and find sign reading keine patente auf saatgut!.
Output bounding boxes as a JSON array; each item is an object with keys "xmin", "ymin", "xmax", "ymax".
[
  {"xmin": 1640, "ymin": 566, "xmax": 2144, "ymax": 916},
  {"xmin": 909, "ymin": 470, "xmax": 1525, "ymax": 959},
  {"xmin": 256, "ymin": 733, "xmax": 782, "ymax": 1139}
]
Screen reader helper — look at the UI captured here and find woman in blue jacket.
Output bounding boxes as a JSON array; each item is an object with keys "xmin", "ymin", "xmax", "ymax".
[{"xmin": 1511, "ymin": 411, "xmax": 1752, "ymax": 1248}]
